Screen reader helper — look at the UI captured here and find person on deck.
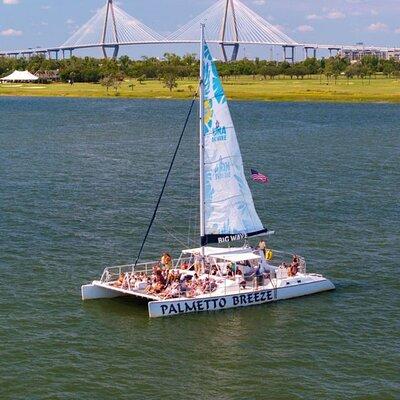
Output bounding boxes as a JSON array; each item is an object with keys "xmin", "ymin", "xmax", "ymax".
[
  {"xmin": 258, "ymin": 239, "xmax": 267, "ymax": 257},
  {"xmin": 252, "ymin": 264, "xmax": 264, "ymax": 290},
  {"xmin": 289, "ymin": 255, "xmax": 299, "ymax": 277},
  {"xmin": 161, "ymin": 252, "xmax": 172, "ymax": 270},
  {"xmin": 194, "ymin": 253, "xmax": 202, "ymax": 275},
  {"xmin": 235, "ymin": 268, "xmax": 246, "ymax": 290}
]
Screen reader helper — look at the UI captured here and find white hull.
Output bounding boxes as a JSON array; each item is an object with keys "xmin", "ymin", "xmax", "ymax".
[
  {"xmin": 81, "ymin": 281, "xmax": 125, "ymax": 300},
  {"xmin": 148, "ymin": 276, "xmax": 334, "ymax": 317},
  {"xmin": 81, "ymin": 274, "xmax": 335, "ymax": 318}
]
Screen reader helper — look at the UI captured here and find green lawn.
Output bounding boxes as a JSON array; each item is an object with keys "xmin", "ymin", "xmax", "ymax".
[{"xmin": 1, "ymin": 75, "xmax": 400, "ymax": 102}]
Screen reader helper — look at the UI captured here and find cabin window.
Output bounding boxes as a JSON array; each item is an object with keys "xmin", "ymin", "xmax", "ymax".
[{"xmin": 297, "ymin": 280, "xmax": 302, "ymax": 283}]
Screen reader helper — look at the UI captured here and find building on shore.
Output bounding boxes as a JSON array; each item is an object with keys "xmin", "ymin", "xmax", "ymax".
[{"xmin": 339, "ymin": 44, "xmax": 400, "ymax": 62}]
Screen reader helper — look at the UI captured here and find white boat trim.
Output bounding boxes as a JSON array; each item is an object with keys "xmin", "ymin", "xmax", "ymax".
[{"xmin": 82, "ymin": 272, "xmax": 335, "ymax": 317}]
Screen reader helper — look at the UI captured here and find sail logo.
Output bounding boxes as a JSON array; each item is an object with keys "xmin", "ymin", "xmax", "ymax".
[
  {"xmin": 218, "ymin": 233, "xmax": 248, "ymax": 243},
  {"xmin": 214, "ymin": 160, "xmax": 230, "ymax": 180},
  {"xmin": 212, "ymin": 121, "xmax": 228, "ymax": 142}
]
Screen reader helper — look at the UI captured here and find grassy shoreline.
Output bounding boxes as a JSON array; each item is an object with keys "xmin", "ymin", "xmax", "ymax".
[{"xmin": 1, "ymin": 76, "xmax": 400, "ymax": 102}]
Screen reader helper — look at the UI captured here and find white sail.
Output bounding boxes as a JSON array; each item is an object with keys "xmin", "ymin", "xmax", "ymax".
[{"xmin": 201, "ymin": 43, "xmax": 267, "ymax": 245}]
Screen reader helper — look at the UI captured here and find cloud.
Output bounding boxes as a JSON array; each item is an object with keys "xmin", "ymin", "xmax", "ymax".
[
  {"xmin": 395, "ymin": 27, "xmax": 400, "ymax": 34},
  {"xmin": 41, "ymin": 5, "xmax": 50, "ymax": 10},
  {"xmin": 253, "ymin": 0, "xmax": 266, "ymax": 4},
  {"xmin": 368, "ymin": 22, "xmax": 387, "ymax": 32},
  {"xmin": 66, "ymin": 18, "xmax": 75, "ymax": 25},
  {"xmin": 307, "ymin": 14, "xmax": 322, "ymax": 20},
  {"xmin": 326, "ymin": 11, "xmax": 346, "ymax": 19},
  {"xmin": 306, "ymin": 10, "xmax": 346, "ymax": 21},
  {"xmin": 3, "ymin": 0, "xmax": 19, "ymax": 4},
  {"xmin": 273, "ymin": 24, "xmax": 287, "ymax": 33},
  {"xmin": 297, "ymin": 25, "xmax": 314, "ymax": 33},
  {"xmin": 1, "ymin": 28, "xmax": 22, "ymax": 36}
]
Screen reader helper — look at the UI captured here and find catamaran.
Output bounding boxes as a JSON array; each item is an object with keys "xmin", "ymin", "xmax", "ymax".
[{"xmin": 81, "ymin": 26, "xmax": 335, "ymax": 317}]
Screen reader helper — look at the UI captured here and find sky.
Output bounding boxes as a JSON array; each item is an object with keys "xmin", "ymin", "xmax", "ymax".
[{"xmin": 0, "ymin": 0, "xmax": 399, "ymax": 58}]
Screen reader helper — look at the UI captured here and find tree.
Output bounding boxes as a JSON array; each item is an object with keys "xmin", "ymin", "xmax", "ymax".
[
  {"xmin": 382, "ymin": 63, "xmax": 395, "ymax": 77},
  {"xmin": 259, "ymin": 65, "xmax": 279, "ymax": 79},
  {"xmin": 101, "ymin": 75, "xmax": 114, "ymax": 93},
  {"xmin": 137, "ymin": 74, "xmax": 146, "ymax": 84},
  {"xmin": 163, "ymin": 73, "xmax": 178, "ymax": 92},
  {"xmin": 345, "ymin": 65, "xmax": 355, "ymax": 83},
  {"xmin": 291, "ymin": 64, "xmax": 307, "ymax": 79},
  {"xmin": 119, "ymin": 55, "xmax": 131, "ymax": 74},
  {"xmin": 303, "ymin": 57, "xmax": 319, "ymax": 76},
  {"xmin": 324, "ymin": 57, "xmax": 346, "ymax": 84},
  {"xmin": 113, "ymin": 78, "xmax": 122, "ymax": 94}
]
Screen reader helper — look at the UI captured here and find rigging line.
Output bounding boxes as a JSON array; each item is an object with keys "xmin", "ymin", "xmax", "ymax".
[
  {"xmin": 159, "ymin": 222, "xmax": 198, "ymax": 248},
  {"xmin": 133, "ymin": 88, "xmax": 199, "ymax": 267}
]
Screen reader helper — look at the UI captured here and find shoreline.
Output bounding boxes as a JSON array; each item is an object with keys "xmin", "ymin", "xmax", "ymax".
[
  {"xmin": 1, "ymin": 93, "xmax": 399, "ymax": 104},
  {"xmin": 1, "ymin": 77, "xmax": 399, "ymax": 103}
]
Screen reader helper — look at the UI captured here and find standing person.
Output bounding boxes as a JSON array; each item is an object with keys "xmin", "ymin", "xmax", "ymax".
[
  {"xmin": 161, "ymin": 252, "xmax": 173, "ymax": 271},
  {"xmin": 194, "ymin": 253, "xmax": 202, "ymax": 276},
  {"xmin": 252, "ymin": 264, "xmax": 264, "ymax": 290},
  {"xmin": 258, "ymin": 239, "xmax": 267, "ymax": 258}
]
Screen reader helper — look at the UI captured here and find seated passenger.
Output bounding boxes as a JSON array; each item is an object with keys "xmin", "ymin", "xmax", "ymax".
[
  {"xmin": 113, "ymin": 273, "xmax": 125, "ymax": 287},
  {"xmin": 235, "ymin": 268, "xmax": 246, "ymax": 289},
  {"xmin": 162, "ymin": 281, "xmax": 181, "ymax": 299},
  {"xmin": 180, "ymin": 261, "xmax": 189, "ymax": 270},
  {"xmin": 226, "ymin": 265, "xmax": 234, "ymax": 279}
]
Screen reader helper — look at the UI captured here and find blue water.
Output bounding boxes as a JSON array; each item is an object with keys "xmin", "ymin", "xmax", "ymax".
[{"xmin": 0, "ymin": 97, "xmax": 399, "ymax": 399}]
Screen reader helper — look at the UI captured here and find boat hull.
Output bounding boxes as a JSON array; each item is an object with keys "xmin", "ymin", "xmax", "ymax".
[
  {"xmin": 148, "ymin": 277, "xmax": 335, "ymax": 318},
  {"xmin": 81, "ymin": 281, "xmax": 125, "ymax": 300}
]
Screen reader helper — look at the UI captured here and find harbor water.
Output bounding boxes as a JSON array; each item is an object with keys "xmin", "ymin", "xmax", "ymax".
[{"xmin": 0, "ymin": 97, "xmax": 399, "ymax": 399}]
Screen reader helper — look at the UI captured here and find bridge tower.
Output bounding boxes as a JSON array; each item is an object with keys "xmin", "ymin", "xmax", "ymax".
[
  {"xmin": 220, "ymin": 0, "xmax": 239, "ymax": 62},
  {"xmin": 102, "ymin": 0, "xmax": 120, "ymax": 59}
]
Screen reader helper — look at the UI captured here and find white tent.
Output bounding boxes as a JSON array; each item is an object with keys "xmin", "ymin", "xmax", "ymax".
[{"xmin": 0, "ymin": 70, "xmax": 39, "ymax": 82}]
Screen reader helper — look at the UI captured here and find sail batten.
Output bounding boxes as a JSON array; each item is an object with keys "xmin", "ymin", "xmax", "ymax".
[{"xmin": 201, "ymin": 42, "xmax": 267, "ymax": 245}]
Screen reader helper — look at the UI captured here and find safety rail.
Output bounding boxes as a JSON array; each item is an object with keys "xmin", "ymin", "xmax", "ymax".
[
  {"xmin": 265, "ymin": 249, "xmax": 307, "ymax": 274},
  {"xmin": 98, "ymin": 249, "xmax": 307, "ymax": 301},
  {"xmin": 100, "ymin": 257, "xmax": 192, "ymax": 284}
]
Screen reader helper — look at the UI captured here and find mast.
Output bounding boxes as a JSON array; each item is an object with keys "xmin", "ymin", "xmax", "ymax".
[{"xmin": 199, "ymin": 24, "xmax": 206, "ymax": 250}]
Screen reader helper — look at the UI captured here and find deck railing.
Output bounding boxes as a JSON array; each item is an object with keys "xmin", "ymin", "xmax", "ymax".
[
  {"xmin": 99, "ymin": 250, "xmax": 306, "ymax": 295},
  {"xmin": 100, "ymin": 258, "xmax": 192, "ymax": 284}
]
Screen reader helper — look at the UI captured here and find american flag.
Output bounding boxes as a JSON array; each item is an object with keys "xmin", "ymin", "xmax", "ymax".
[{"xmin": 251, "ymin": 169, "xmax": 269, "ymax": 184}]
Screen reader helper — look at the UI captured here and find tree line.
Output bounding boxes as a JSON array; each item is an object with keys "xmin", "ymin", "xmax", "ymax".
[{"xmin": 1, "ymin": 53, "xmax": 400, "ymax": 84}]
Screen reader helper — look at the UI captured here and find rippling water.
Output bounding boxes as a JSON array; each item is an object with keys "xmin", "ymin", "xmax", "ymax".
[{"xmin": 0, "ymin": 97, "xmax": 399, "ymax": 399}]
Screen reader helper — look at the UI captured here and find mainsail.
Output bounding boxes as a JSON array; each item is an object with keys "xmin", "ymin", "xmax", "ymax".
[{"xmin": 200, "ymin": 40, "xmax": 268, "ymax": 245}]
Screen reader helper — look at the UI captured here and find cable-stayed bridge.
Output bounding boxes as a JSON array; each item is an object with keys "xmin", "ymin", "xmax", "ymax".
[{"xmin": 0, "ymin": 0, "xmax": 398, "ymax": 61}]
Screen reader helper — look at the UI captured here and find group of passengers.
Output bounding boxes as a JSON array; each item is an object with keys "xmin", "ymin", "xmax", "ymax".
[
  {"xmin": 145, "ymin": 256, "xmax": 218, "ymax": 299},
  {"xmin": 112, "ymin": 252, "xmax": 219, "ymax": 299},
  {"xmin": 112, "ymin": 245, "xmax": 302, "ymax": 296},
  {"xmin": 280, "ymin": 255, "xmax": 300, "ymax": 277}
]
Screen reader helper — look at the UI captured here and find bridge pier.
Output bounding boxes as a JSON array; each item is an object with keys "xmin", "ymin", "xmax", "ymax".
[
  {"xmin": 102, "ymin": 44, "xmax": 120, "ymax": 59},
  {"xmin": 283, "ymin": 45, "xmax": 295, "ymax": 64},
  {"xmin": 221, "ymin": 43, "xmax": 239, "ymax": 62},
  {"xmin": 304, "ymin": 46, "xmax": 317, "ymax": 59},
  {"xmin": 328, "ymin": 47, "xmax": 340, "ymax": 57},
  {"xmin": 48, "ymin": 50, "xmax": 59, "ymax": 60}
]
